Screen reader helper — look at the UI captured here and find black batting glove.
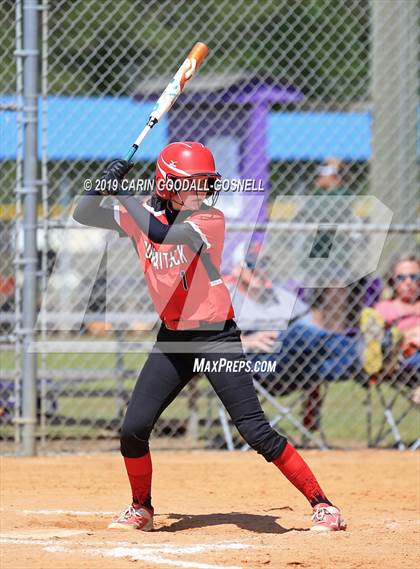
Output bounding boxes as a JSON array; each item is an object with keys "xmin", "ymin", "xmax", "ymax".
[
  {"xmin": 88, "ymin": 159, "xmax": 135, "ymax": 195},
  {"xmin": 83, "ymin": 160, "xmax": 135, "ymax": 196},
  {"xmin": 101, "ymin": 159, "xmax": 134, "ymax": 182}
]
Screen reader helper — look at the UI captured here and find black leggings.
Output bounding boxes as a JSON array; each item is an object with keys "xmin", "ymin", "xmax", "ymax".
[{"xmin": 120, "ymin": 320, "xmax": 287, "ymax": 462}]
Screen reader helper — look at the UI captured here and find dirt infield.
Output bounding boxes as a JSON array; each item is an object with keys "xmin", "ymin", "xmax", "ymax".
[{"xmin": 1, "ymin": 450, "xmax": 419, "ymax": 569}]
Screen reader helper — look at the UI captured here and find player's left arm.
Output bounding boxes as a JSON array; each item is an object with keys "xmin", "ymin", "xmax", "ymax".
[
  {"xmin": 182, "ymin": 209, "xmax": 225, "ymax": 253},
  {"xmin": 117, "ymin": 194, "xmax": 204, "ymax": 252}
]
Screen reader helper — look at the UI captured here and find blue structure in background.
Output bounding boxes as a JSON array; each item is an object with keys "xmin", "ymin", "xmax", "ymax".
[
  {"xmin": 2, "ymin": 94, "xmax": 418, "ymax": 162},
  {"xmin": 267, "ymin": 112, "xmax": 372, "ymax": 161},
  {"xmin": 0, "ymin": 95, "xmax": 168, "ymax": 161}
]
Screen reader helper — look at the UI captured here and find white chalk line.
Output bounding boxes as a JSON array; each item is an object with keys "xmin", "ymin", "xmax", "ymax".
[
  {"xmin": 1, "ymin": 536, "xmax": 254, "ymax": 569},
  {"xmin": 95, "ymin": 546, "xmax": 244, "ymax": 569},
  {"xmin": 1, "ymin": 508, "xmax": 258, "ymax": 568},
  {"xmin": 1, "ymin": 537, "xmax": 252, "ymax": 552}
]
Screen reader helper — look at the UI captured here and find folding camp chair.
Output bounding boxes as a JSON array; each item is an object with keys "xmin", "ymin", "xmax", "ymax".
[
  {"xmin": 213, "ymin": 379, "xmax": 328, "ymax": 452},
  {"xmin": 243, "ymin": 380, "xmax": 328, "ymax": 450},
  {"xmin": 365, "ymin": 376, "xmax": 419, "ymax": 450}
]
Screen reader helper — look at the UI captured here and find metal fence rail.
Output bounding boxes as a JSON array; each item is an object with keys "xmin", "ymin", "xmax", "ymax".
[{"xmin": 0, "ymin": 0, "xmax": 418, "ymax": 454}]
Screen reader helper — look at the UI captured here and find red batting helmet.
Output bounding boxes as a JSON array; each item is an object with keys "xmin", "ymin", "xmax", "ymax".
[{"xmin": 155, "ymin": 141, "xmax": 221, "ymax": 204}]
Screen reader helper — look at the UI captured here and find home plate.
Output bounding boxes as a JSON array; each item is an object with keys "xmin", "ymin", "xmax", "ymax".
[{"xmin": 0, "ymin": 529, "xmax": 89, "ymax": 539}]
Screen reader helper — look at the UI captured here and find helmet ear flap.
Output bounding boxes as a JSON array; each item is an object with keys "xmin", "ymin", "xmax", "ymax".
[
  {"xmin": 155, "ymin": 159, "xmax": 173, "ymax": 200},
  {"xmin": 203, "ymin": 176, "xmax": 221, "ymax": 206}
]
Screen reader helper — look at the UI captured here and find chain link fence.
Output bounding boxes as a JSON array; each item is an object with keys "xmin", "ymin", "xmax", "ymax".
[{"xmin": 1, "ymin": 0, "xmax": 419, "ymax": 454}]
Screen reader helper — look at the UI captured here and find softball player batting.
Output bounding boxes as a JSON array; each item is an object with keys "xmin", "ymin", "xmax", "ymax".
[{"xmin": 73, "ymin": 141, "xmax": 346, "ymax": 532}]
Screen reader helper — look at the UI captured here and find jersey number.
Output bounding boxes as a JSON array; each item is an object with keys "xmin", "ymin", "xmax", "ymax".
[{"xmin": 180, "ymin": 270, "xmax": 188, "ymax": 291}]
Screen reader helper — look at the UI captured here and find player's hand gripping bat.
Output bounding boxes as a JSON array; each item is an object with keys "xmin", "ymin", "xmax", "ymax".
[{"xmin": 124, "ymin": 42, "xmax": 209, "ymax": 162}]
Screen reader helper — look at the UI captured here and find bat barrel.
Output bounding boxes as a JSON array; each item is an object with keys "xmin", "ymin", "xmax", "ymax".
[
  {"xmin": 125, "ymin": 42, "xmax": 209, "ymax": 162},
  {"xmin": 188, "ymin": 42, "xmax": 209, "ymax": 70}
]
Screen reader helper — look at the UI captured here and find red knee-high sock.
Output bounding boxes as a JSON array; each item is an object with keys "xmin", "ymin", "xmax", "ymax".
[
  {"xmin": 273, "ymin": 443, "xmax": 332, "ymax": 507},
  {"xmin": 124, "ymin": 453, "xmax": 153, "ymax": 509}
]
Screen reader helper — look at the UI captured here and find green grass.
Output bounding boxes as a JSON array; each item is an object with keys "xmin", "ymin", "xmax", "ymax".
[
  {"xmin": 0, "ymin": 350, "xmax": 146, "ymax": 370},
  {"xmin": 1, "ymin": 348, "xmax": 418, "ymax": 448}
]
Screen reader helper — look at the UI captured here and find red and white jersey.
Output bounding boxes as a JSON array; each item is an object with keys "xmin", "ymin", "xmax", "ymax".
[{"xmin": 113, "ymin": 197, "xmax": 234, "ymax": 329}]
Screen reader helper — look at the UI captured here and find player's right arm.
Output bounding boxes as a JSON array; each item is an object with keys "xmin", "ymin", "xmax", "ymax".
[
  {"xmin": 74, "ymin": 160, "xmax": 208, "ymax": 252},
  {"xmin": 73, "ymin": 160, "xmax": 129, "ymax": 233},
  {"xmin": 73, "ymin": 194, "xmax": 124, "ymax": 233}
]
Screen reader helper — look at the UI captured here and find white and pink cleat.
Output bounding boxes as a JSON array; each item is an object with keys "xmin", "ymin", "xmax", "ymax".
[
  {"xmin": 310, "ymin": 503, "xmax": 347, "ymax": 532},
  {"xmin": 108, "ymin": 504, "xmax": 154, "ymax": 531}
]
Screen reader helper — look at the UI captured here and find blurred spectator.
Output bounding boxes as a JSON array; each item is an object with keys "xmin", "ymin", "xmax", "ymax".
[
  {"xmin": 227, "ymin": 244, "xmax": 418, "ymax": 392},
  {"xmin": 364, "ymin": 255, "xmax": 419, "ymax": 397},
  {"xmin": 313, "ymin": 158, "xmax": 350, "ymax": 196},
  {"xmin": 226, "ymin": 246, "xmax": 382, "ymax": 392},
  {"xmin": 302, "ymin": 158, "xmax": 365, "ymax": 331},
  {"xmin": 376, "ymin": 255, "xmax": 419, "ymax": 354},
  {"xmin": 307, "ymin": 159, "xmax": 348, "ymax": 267}
]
